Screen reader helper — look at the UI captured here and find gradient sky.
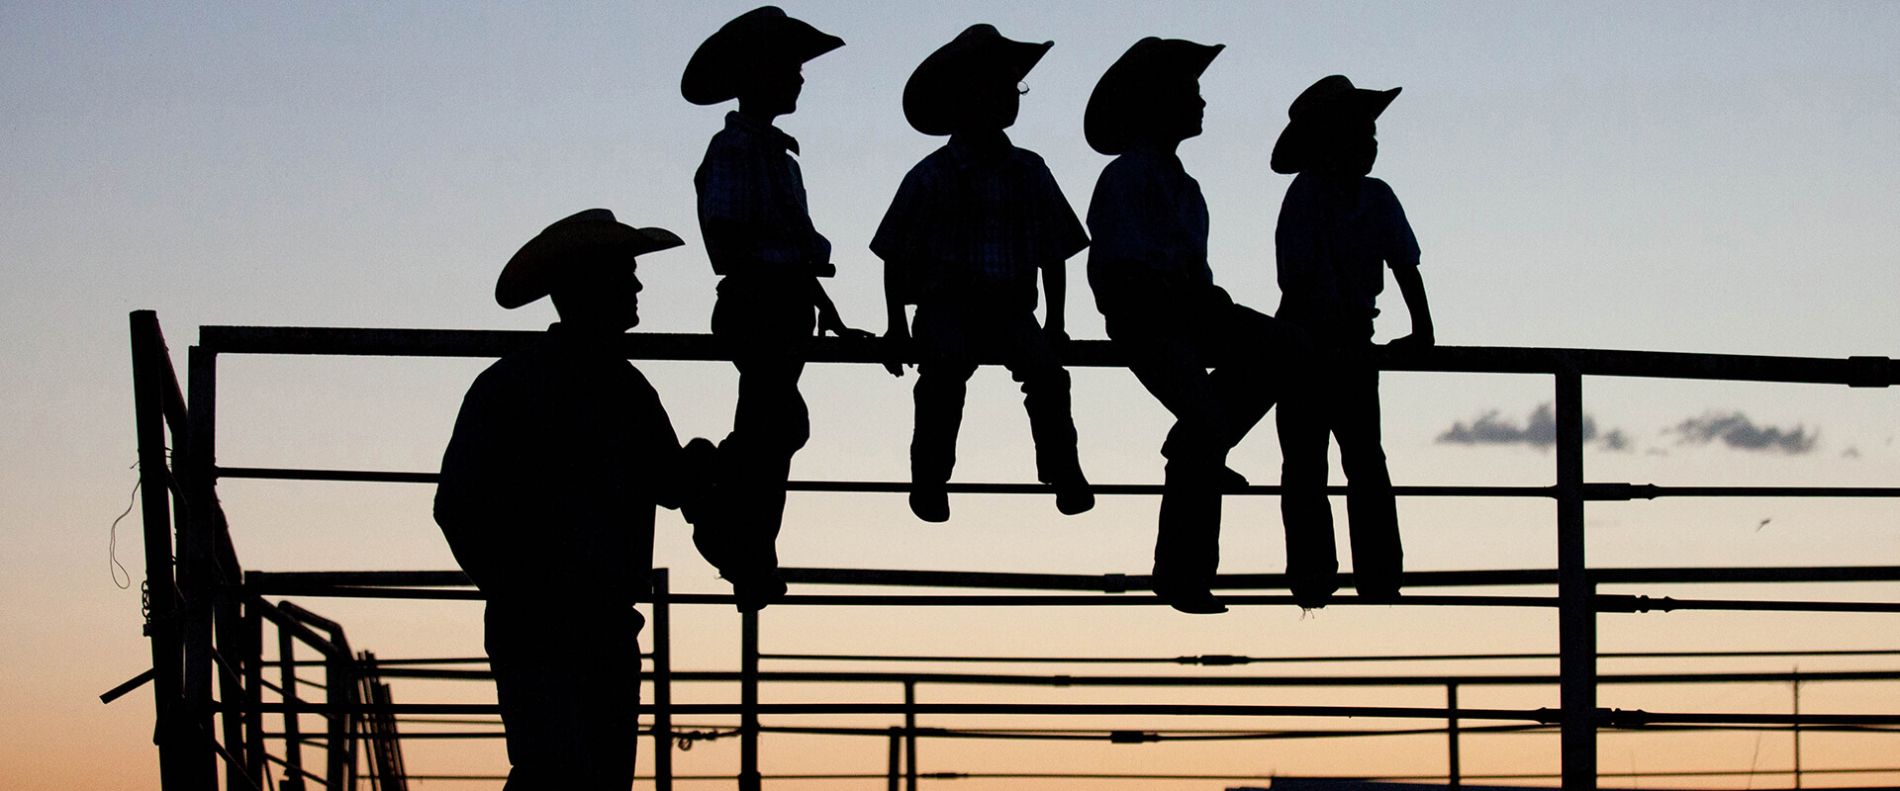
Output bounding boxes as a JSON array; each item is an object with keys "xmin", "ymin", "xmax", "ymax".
[{"xmin": 4, "ymin": 2, "xmax": 1898, "ymax": 789}]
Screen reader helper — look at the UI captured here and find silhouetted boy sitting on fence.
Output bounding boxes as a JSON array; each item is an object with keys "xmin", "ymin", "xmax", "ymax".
[
  {"xmin": 1272, "ymin": 75, "xmax": 1436, "ymax": 606},
  {"xmin": 683, "ymin": 5, "xmax": 866, "ymax": 611},
  {"xmin": 1084, "ymin": 38, "xmax": 1306, "ymax": 614},
  {"xmin": 873, "ymin": 24, "xmax": 1094, "ymax": 523}
]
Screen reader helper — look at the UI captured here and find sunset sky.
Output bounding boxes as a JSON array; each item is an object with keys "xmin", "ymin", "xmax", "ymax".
[{"xmin": 4, "ymin": 2, "xmax": 1899, "ymax": 788}]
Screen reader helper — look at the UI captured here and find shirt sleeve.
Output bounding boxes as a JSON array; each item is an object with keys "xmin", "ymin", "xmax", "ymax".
[
  {"xmin": 1026, "ymin": 156, "xmax": 1090, "ymax": 266},
  {"xmin": 695, "ymin": 135, "xmax": 757, "ymax": 273},
  {"xmin": 1371, "ymin": 178, "xmax": 1422, "ymax": 268}
]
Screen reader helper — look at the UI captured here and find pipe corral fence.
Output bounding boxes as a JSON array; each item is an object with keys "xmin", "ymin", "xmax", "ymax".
[{"xmin": 120, "ymin": 310, "xmax": 1900, "ymax": 790}]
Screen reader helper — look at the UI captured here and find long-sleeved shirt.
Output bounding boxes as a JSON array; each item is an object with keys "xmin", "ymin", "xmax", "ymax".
[
  {"xmin": 435, "ymin": 323, "xmax": 689, "ymax": 606},
  {"xmin": 694, "ymin": 111, "xmax": 832, "ymax": 276}
]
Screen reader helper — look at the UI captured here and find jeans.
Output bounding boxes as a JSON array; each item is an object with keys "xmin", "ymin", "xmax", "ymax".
[
  {"xmin": 1110, "ymin": 303, "xmax": 1301, "ymax": 586},
  {"xmin": 1276, "ymin": 330, "xmax": 1402, "ymax": 592},
  {"xmin": 487, "ymin": 603, "xmax": 644, "ymax": 791},
  {"xmin": 910, "ymin": 300, "xmax": 1082, "ymax": 486}
]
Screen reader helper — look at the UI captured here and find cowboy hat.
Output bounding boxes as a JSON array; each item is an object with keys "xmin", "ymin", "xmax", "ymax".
[
  {"xmin": 1270, "ymin": 75, "xmax": 1400, "ymax": 175},
  {"xmin": 495, "ymin": 209, "xmax": 683, "ymax": 309},
  {"xmin": 1084, "ymin": 37, "xmax": 1223, "ymax": 156},
  {"xmin": 681, "ymin": 6, "xmax": 844, "ymax": 106},
  {"xmin": 903, "ymin": 24, "xmax": 1052, "ymax": 136}
]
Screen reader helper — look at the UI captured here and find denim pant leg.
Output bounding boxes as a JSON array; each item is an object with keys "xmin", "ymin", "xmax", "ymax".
[
  {"xmin": 1277, "ymin": 377, "xmax": 1339, "ymax": 580},
  {"xmin": 704, "ymin": 288, "xmax": 813, "ymax": 575},
  {"xmin": 1333, "ymin": 357, "xmax": 1401, "ymax": 586},
  {"xmin": 911, "ymin": 305, "xmax": 976, "ymax": 485},
  {"xmin": 996, "ymin": 311, "xmax": 1082, "ymax": 483},
  {"xmin": 489, "ymin": 605, "xmax": 643, "ymax": 791},
  {"xmin": 1116, "ymin": 328, "xmax": 1225, "ymax": 585}
]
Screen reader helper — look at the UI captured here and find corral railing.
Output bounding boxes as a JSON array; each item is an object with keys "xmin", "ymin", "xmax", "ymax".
[{"xmin": 125, "ymin": 310, "xmax": 1899, "ymax": 790}]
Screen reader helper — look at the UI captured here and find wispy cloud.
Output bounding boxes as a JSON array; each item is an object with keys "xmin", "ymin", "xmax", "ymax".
[
  {"xmin": 1437, "ymin": 404, "xmax": 1624, "ymax": 451},
  {"xmin": 1670, "ymin": 411, "xmax": 1817, "ymax": 454}
]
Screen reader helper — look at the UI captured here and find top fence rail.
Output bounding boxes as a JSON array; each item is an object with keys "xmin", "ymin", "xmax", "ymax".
[{"xmin": 197, "ymin": 325, "xmax": 1896, "ymax": 387}]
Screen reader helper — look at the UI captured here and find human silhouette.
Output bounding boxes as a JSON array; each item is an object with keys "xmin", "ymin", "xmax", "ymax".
[
  {"xmin": 872, "ymin": 23, "xmax": 1094, "ymax": 523},
  {"xmin": 434, "ymin": 209, "xmax": 714, "ymax": 790},
  {"xmin": 1084, "ymin": 38, "xmax": 1307, "ymax": 614},
  {"xmin": 1271, "ymin": 75, "xmax": 1436, "ymax": 606},
  {"xmin": 682, "ymin": 6, "xmax": 866, "ymax": 611}
]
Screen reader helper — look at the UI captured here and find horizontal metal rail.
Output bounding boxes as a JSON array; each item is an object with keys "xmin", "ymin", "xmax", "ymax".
[
  {"xmin": 195, "ymin": 326, "xmax": 1898, "ymax": 387},
  {"xmin": 363, "ymin": 667, "xmax": 1900, "ymax": 688},
  {"xmin": 246, "ymin": 565, "xmax": 1900, "ymax": 591},
  {"xmin": 760, "ymin": 647, "xmax": 1900, "ymax": 665}
]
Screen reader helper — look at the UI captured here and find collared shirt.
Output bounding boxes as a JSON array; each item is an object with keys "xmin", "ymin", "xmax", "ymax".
[
  {"xmin": 1085, "ymin": 148, "xmax": 1218, "ymax": 321},
  {"xmin": 1275, "ymin": 173, "xmax": 1421, "ymax": 329},
  {"xmin": 871, "ymin": 131, "xmax": 1089, "ymax": 308},
  {"xmin": 695, "ymin": 111, "xmax": 832, "ymax": 276},
  {"xmin": 435, "ymin": 323, "xmax": 686, "ymax": 605}
]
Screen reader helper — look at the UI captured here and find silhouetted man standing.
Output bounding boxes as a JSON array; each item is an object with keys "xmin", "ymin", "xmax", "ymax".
[
  {"xmin": 1084, "ymin": 38, "xmax": 1304, "ymax": 613},
  {"xmin": 683, "ymin": 6, "xmax": 864, "ymax": 611},
  {"xmin": 435, "ymin": 209, "xmax": 710, "ymax": 790},
  {"xmin": 874, "ymin": 24, "xmax": 1093, "ymax": 523},
  {"xmin": 1272, "ymin": 76, "xmax": 1436, "ymax": 605}
]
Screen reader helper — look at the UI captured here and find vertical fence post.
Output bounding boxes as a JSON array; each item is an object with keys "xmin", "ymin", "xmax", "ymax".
[
  {"xmin": 887, "ymin": 727, "xmax": 902, "ymax": 791},
  {"xmin": 279, "ymin": 627, "xmax": 307, "ymax": 791},
  {"xmin": 1792, "ymin": 669, "xmax": 1803, "ymax": 791},
  {"xmin": 130, "ymin": 312, "xmax": 191, "ymax": 791},
  {"xmin": 243, "ymin": 598, "xmax": 265, "ymax": 790},
  {"xmin": 651, "ymin": 569, "xmax": 673, "ymax": 791},
  {"xmin": 184, "ymin": 344, "xmax": 220, "ymax": 789},
  {"xmin": 740, "ymin": 608, "xmax": 761, "ymax": 791},
  {"xmin": 903, "ymin": 680, "xmax": 918, "ymax": 791},
  {"xmin": 1554, "ymin": 365, "xmax": 1596, "ymax": 791},
  {"xmin": 1446, "ymin": 682, "xmax": 1461, "ymax": 790}
]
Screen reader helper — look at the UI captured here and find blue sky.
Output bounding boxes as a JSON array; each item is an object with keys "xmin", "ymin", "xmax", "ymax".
[{"xmin": 3, "ymin": 2, "xmax": 1898, "ymax": 787}]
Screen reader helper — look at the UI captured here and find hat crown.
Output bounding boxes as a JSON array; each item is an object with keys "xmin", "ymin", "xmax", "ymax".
[
  {"xmin": 902, "ymin": 23, "xmax": 1053, "ymax": 136},
  {"xmin": 681, "ymin": 6, "xmax": 844, "ymax": 106},
  {"xmin": 1084, "ymin": 37, "xmax": 1223, "ymax": 156}
]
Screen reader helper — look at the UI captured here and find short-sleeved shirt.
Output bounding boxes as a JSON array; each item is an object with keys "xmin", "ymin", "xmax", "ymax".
[
  {"xmin": 871, "ymin": 131, "xmax": 1089, "ymax": 309},
  {"xmin": 1086, "ymin": 149, "xmax": 1218, "ymax": 321},
  {"xmin": 695, "ymin": 111, "xmax": 832, "ymax": 276},
  {"xmin": 1275, "ymin": 173, "xmax": 1420, "ymax": 329},
  {"xmin": 435, "ymin": 323, "xmax": 686, "ymax": 606}
]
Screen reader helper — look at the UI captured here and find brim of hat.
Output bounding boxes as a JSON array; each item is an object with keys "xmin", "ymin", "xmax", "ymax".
[
  {"xmin": 496, "ymin": 225, "xmax": 684, "ymax": 309},
  {"xmin": 1083, "ymin": 39, "xmax": 1223, "ymax": 156},
  {"xmin": 1270, "ymin": 86, "xmax": 1400, "ymax": 174},
  {"xmin": 681, "ymin": 20, "xmax": 845, "ymax": 106},
  {"xmin": 902, "ymin": 36, "xmax": 1052, "ymax": 135}
]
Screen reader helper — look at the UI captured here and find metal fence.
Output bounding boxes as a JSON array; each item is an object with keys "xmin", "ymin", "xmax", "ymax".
[{"xmin": 125, "ymin": 310, "xmax": 1899, "ymax": 790}]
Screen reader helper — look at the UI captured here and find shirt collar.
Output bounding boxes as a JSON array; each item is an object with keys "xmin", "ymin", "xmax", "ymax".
[
  {"xmin": 947, "ymin": 130, "xmax": 1012, "ymax": 170},
  {"xmin": 724, "ymin": 111, "xmax": 800, "ymax": 155}
]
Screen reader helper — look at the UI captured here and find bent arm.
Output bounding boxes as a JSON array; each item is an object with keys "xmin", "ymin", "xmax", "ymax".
[{"xmin": 1391, "ymin": 263, "xmax": 1435, "ymax": 345}]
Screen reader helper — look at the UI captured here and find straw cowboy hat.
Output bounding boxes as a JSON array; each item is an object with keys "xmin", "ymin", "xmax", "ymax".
[
  {"xmin": 903, "ymin": 24, "xmax": 1052, "ymax": 136},
  {"xmin": 1084, "ymin": 37, "xmax": 1224, "ymax": 156},
  {"xmin": 495, "ymin": 209, "xmax": 683, "ymax": 309},
  {"xmin": 680, "ymin": 6, "xmax": 845, "ymax": 106},
  {"xmin": 1270, "ymin": 75, "xmax": 1401, "ymax": 175}
]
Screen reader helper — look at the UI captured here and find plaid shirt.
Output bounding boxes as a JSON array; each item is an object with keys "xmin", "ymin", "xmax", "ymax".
[
  {"xmin": 694, "ymin": 112, "xmax": 831, "ymax": 276},
  {"xmin": 871, "ymin": 132, "xmax": 1089, "ymax": 308},
  {"xmin": 1275, "ymin": 173, "xmax": 1420, "ymax": 329},
  {"xmin": 1085, "ymin": 148, "xmax": 1216, "ymax": 320}
]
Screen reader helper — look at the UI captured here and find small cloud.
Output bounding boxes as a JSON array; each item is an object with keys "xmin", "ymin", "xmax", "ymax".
[
  {"xmin": 1438, "ymin": 403, "xmax": 1627, "ymax": 451},
  {"xmin": 1842, "ymin": 446, "xmax": 1862, "ymax": 459},
  {"xmin": 1755, "ymin": 517, "xmax": 1772, "ymax": 531},
  {"xmin": 1671, "ymin": 411, "xmax": 1817, "ymax": 454}
]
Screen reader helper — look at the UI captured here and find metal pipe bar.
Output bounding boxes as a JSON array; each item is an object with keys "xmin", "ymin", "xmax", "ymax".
[
  {"xmin": 129, "ymin": 312, "xmax": 194, "ymax": 791},
  {"xmin": 226, "ymin": 700, "xmax": 1559, "ymax": 720},
  {"xmin": 194, "ymin": 326, "xmax": 1900, "ymax": 387},
  {"xmin": 244, "ymin": 564, "xmax": 1900, "ymax": 593},
  {"xmin": 651, "ymin": 569, "xmax": 674, "ymax": 791},
  {"xmin": 738, "ymin": 608, "xmax": 760, "ymax": 791},
  {"xmin": 183, "ymin": 344, "xmax": 220, "ymax": 790},
  {"xmin": 364, "ymin": 667, "xmax": 1900, "ymax": 688},
  {"xmin": 215, "ymin": 465, "xmax": 1900, "ymax": 501},
  {"xmin": 761, "ymin": 646, "xmax": 1900, "ymax": 665}
]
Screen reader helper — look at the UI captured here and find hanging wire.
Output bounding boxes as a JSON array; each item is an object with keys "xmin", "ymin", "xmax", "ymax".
[{"xmin": 108, "ymin": 462, "xmax": 141, "ymax": 589}]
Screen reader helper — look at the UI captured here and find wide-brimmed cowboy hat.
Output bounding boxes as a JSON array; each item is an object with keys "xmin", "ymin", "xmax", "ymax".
[
  {"xmin": 495, "ymin": 209, "xmax": 683, "ymax": 309},
  {"xmin": 1270, "ymin": 75, "xmax": 1401, "ymax": 175},
  {"xmin": 903, "ymin": 24, "xmax": 1052, "ymax": 136},
  {"xmin": 1084, "ymin": 37, "xmax": 1223, "ymax": 156},
  {"xmin": 681, "ymin": 6, "xmax": 844, "ymax": 106}
]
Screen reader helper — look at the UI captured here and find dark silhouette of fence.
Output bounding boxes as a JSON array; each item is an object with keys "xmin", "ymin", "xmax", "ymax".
[{"xmin": 123, "ymin": 311, "xmax": 1898, "ymax": 790}]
